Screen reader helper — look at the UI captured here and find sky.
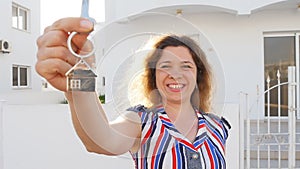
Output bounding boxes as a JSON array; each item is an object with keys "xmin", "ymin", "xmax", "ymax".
[{"xmin": 40, "ymin": 0, "xmax": 105, "ymax": 32}]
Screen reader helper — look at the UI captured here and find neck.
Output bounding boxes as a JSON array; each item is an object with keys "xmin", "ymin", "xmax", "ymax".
[{"xmin": 162, "ymin": 100, "xmax": 196, "ymax": 122}]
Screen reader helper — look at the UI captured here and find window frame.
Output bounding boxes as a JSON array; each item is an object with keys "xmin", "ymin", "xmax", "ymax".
[
  {"xmin": 12, "ymin": 2, "xmax": 30, "ymax": 32},
  {"xmin": 263, "ymin": 32, "xmax": 299, "ymax": 118},
  {"xmin": 70, "ymin": 79, "xmax": 81, "ymax": 89},
  {"xmin": 12, "ymin": 65, "xmax": 31, "ymax": 89}
]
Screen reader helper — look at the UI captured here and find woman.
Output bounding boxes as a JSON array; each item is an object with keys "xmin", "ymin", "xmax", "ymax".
[{"xmin": 36, "ymin": 17, "xmax": 230, "ymax": 169}]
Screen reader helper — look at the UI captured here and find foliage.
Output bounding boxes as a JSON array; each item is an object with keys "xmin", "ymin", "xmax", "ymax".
[{"xmin": 99, "ymin": 95, "xmax": 105, "ymax": 104}]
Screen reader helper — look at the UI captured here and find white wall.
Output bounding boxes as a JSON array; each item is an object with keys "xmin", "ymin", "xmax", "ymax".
[
  {"xmin": 2, "ymin": 103, "xmax": 239, "ymax": 169},
  {"xmin": 0, "ymin": 101, "xmax": 5, "ymax": 169},
  {"xmin": 3, "ymin": 104, "xmax": 135, "ymax": 169},
  {"xmin": 105, "ymin": 0, "xmax": 286, "ymax": 21}
]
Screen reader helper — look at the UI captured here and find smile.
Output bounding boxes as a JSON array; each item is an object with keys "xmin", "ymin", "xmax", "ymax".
[{"xmin": 167, "ymin": 84, "xmax": 184, "ymax": 89}]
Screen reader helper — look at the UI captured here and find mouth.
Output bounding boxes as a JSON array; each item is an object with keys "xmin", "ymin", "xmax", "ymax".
[{"xmin": 167, "ymin": 83, "xmax": 185, "ymax": 91}]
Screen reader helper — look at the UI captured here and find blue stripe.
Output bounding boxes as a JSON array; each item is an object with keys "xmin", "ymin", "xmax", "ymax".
[
  {"xmin": 207, "ymin": 139, "xmax": 219, "ymax": 169},
  {"xmin": 175, "ymin": 141, "xmax": 182, "ymax": 169},
  {"xmin": 154, "ymin": 130, "xmax": 168, "ymax": 168},
  {"xmin": 161, "ymin": 119, "xmax": 173, "ymax": 128},
  {"xmin": 193, "ymin": 133, "xmax": 206, "ymax": 147},
  {"xmin": 158, "ymin": 132, "xmax": 172, "ymax": 167},
  {"xmin": 141, "ymin": 112, "xmax": 148, "ymax": 130},
  {"xmin": 210, "ymin": 137, "xmax": 226, "ymax": 168},
  {"xmin": 216, "ymin": 148, "xmax": 226, "ymax": 169},
  {"xmin": 206, "ymin": 121, "xmax": 223, "ymax": 143}
]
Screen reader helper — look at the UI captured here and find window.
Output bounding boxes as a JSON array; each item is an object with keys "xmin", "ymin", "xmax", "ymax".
[
  {"xmin": 12, "ymin": 65, "xmax": 31, "ymax": 88},
  {"xmin": 264, "ymin": 34, "xmax": 297, "ymax": 117},
  {"xmin": 12, "ymin": 3, "xmax": 29, "ymax": 31},
  {"xmin": 70, "ymin": 79, "xmax": 81, "ymax": 89}
]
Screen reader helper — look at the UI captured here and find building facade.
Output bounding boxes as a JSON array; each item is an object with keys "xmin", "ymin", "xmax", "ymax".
[{"xmin": 0, "ymin": 0, "xmax": 64, "ymax": 105}]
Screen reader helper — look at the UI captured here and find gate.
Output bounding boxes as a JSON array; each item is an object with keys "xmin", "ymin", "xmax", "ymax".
[{"xmin": 241, "ymin": 66, "xmax": 298, "ymax": 169}]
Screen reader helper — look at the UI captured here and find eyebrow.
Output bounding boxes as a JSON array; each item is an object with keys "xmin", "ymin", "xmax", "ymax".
[
  {"xmin": 157, "ymin": 61, "xmax": 171, "ymax": 66},
  {"xmin": 182, "ymin": 61, "xmax": 194, "ymax": 64},
  {"xmin": 158, "ymin": 60, "xmax": 194, "ymax": 65}
]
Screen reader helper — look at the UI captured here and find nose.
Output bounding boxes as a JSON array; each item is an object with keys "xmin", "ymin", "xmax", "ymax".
[{"xmin": 168, "ymin": 68, "xmax": 183, "ymax": 79}]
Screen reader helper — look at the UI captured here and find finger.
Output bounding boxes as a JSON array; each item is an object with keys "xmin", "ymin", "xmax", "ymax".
[
  {"xmin": 37, "ymin": 46, "xmax": 78, "ymax": 66},
  {"xmin": 37, "ymin": 29, "xmax": 90, "ymax": 55},
  {"xmin": 35, "ymin": 58, "xmax": 72, "ymax": 81},
  {"xmin": 46, "ymin": 17, "xmax": 94, "ymax": 34},
  {"xmin": 37, "ymin": 30, "xmax": 69, "ymax": 48},
  {"xmin": 71, "ymin": 32, "xmax": 91, "ymax": 51}
]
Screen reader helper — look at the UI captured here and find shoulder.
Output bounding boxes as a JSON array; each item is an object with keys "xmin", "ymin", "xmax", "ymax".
[
  {"xmin": 202, "ymin": 112, "xmax": 231, "ymax": 129},
  {"xmin": 201, "ymin": 112, "xmax": 231, "ymax": 141},
  {"xmin": 126, "ymin": 104, "xmax": 155, "ymax": 123},
  {"xmin": 126, "ymin": 104, "xmax": 149, "ymax": 113}
]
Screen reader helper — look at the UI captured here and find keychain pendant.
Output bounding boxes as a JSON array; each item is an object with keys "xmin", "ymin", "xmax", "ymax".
[
  {"xmin": 66, "ymin": 29, "xmax": 97, "ymax": 92},
  {"xmin": 65, "ymin": 0, "xmax": 97, "ymax": 92},
  {"xmin": 66, "ymin": 59, "xmax": 97, "ymax": 92}
]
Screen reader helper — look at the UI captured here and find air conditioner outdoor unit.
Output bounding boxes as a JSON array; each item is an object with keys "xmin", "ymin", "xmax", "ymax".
[{"xmin": 0, "ymin": 40, "xmax": 11, "ymax": 53}]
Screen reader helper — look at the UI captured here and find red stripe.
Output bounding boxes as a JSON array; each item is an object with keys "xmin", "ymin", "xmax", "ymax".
[
  {"xmin": 171, "ymin": 146, "xmax": 177, "ymax": 169},
  {"xmin": 212, "ymin": 118, "xmax": 222, "ymax": 128},
  {"xmin": 142, "ymin": 125, "xmax": 152, "ymax": 145},
  {"xmin": 151, "ymin": 125, "xmax": 165, "ymax": 169},
  {"xmin": 204, "ymin": 141, "xmax": 215, "ymax": 169},
  {"xmin": 199, "ymin": 123, "xmax": 205, "ymax": 129},
  {"xmin": 173, "ymin": 136, "xmax": 196, "ymax": 151},
  {"xmin": 159, "ymin": 116, "xmax": 171, "ymax": 122}
]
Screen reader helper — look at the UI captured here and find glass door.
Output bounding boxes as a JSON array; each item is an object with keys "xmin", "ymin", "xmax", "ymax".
[{"xmin": 264, "ymin": 34, "xmax": 296, "ymax": 117}]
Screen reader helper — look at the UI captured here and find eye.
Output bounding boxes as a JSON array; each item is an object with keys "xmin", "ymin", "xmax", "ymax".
[
  {"xmin": 160, "ymin": 64, "xmax": 171, "ymax": 69},
  {"xmin": 182, "ymin": 64, "xmax": 193, "ymax": 70}
]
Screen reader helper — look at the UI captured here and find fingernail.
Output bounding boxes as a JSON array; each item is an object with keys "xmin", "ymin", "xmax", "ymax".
[{"xmin": 80, "ymin": 19, "xmax": 93, "ymax": 29}]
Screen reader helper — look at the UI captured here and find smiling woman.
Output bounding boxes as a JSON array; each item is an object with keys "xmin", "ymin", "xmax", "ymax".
[{"xmin": 40, "ymin": 0, "xmax": 105, "ymax": 32}]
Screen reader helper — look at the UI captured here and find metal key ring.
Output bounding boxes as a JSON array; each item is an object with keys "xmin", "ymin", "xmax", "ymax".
[{"xmin": 67, "ymin": 31, "xmax": 95, "ymax": 59}]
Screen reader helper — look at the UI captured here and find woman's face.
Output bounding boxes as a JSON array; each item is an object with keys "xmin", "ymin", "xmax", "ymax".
[{"xmin": 155, "ymin": 46, "xmax": 197, "ymax": 104}]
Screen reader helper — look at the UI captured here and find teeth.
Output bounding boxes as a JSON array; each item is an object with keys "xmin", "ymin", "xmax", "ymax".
[{"xmin": 169, "ymin": 84, "xmax": 183, "ymax": 89}]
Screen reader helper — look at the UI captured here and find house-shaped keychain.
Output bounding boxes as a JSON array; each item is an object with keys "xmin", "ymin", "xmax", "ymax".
[{"xmin": 65, "ymin": 59, "xmax": 97, "ymax": 92}]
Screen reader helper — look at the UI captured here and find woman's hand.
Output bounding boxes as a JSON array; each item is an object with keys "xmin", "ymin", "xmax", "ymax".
[{"xmin": 35, "ymin": 17, "xmax": 94, "ymax": 91}]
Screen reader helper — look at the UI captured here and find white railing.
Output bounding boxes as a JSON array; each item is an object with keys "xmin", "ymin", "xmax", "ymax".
[
  {"xmin": 242, "ymin": 66, "xmax": 297, "ymax": 169},
  {"xmin": 288, "ymin": 66, "xmax": 296, "ymax": 169}
]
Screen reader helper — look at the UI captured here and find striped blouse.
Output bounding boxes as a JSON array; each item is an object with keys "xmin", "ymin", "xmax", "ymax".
[{"xmin": 127, "ymin": 104, "xmax": 231, "ymax": 169}]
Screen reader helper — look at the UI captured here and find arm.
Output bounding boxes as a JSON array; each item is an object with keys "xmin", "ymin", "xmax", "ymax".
[
  {"xmin": 36, "ymin": 17, "xmax": 141, "ymax": 155},
  {"xmin": 66, "ymin": 92, "xmax": 141, "ymax": 155}
]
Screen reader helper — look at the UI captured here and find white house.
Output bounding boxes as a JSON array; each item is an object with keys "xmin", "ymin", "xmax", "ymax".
[{"xmin": 1, "ymin": 0, "xmax": 300, "ymax": 169}]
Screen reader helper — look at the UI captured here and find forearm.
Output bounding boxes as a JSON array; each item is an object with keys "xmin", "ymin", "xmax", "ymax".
[{"xmin": 65, "ymin": 92, "xmax": 116, "ymax": 154}]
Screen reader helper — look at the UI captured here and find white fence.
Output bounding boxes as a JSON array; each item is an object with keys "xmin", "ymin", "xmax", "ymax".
[{"xmin": 242, "ymin": 66, "xmax": 298, "ymax": 169}]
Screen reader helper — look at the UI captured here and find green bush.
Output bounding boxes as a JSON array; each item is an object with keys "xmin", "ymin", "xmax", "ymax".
[
  {"xmin": 60, "ymin": 99, "xmax": 68, "ymax": 104},
  {"xmin": 99, "ymin": 95, "xmax": 105, "ymax": 104}
]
